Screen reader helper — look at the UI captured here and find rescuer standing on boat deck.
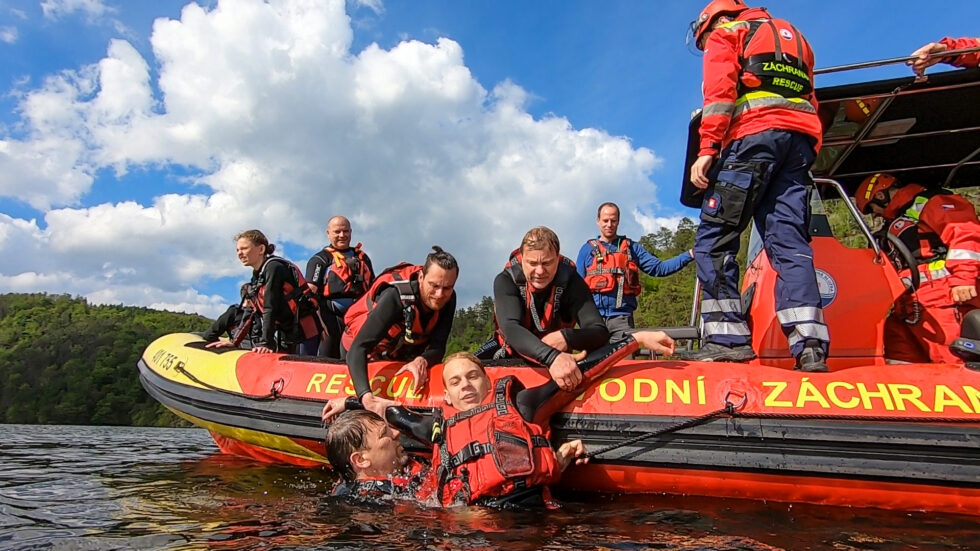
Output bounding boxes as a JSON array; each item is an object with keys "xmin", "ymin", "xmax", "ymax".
[
  {"xmin": 855, "ymin": 173, "xmax": 980, "ymax": 364},
  {"xmin": 684, "ymin": 0, "xmax": 829, "ymax": 372},
  {"xmin": 909, "ymin": 37, "xmax": 980, "ymax": 75},
  {"xmin": 577, "ymin": 202, "xmax": 694, "ymax": 341}
]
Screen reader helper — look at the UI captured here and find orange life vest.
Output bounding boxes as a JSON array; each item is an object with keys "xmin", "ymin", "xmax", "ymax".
[
  {"xmin": 310, "ymin": 243, "xmax": 373, "ymax": 300},
  {"xmin": 431, "ymin": 376, "xmax": 561, "ymax": 506},
  {"xmin": 493, "ymin": 249, "xmax": 577, "ymax": 356},
  {"xmin": 342, "ymin": 263, "xmax": 440, "ymax": 359},
  {"xmin": 254, "ymin": 256, "xmax": 319, "ymax": 339},
  {"xmin": 583, "ymin": 238, "xmax": 642, "ymax": 305},
  {"xmin": 736, "ymin": 17, "xmax": 813, "ymax": 101}
]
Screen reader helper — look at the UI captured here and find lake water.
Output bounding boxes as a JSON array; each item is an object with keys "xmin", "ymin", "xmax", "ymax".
[{"xmin": 0, "ymin": 424, "xmax": 976, "ymax": 550}]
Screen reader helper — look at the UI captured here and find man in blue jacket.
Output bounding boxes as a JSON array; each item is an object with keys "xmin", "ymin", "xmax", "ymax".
[{"xmin": 577, "ymin": 203, "xmax": 694, "ymax": 341}]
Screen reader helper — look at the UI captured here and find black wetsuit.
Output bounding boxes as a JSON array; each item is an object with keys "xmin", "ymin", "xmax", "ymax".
[
  {"xmin": 252, "ymin": 258, "xmax": 312, "ymax": 352},
  {"xmin": 348, "ymin": 283, "xmax": 456, "ymax": 399},
  {"xmin": 202, "ymin": 303, "xmax": 260, "ymax": 349},
  {"xmin": 488, "ymin": 269, "xmax": 609, "ymax": 366}
]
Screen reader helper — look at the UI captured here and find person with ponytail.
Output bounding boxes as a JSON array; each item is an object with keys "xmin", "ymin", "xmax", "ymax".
[
  {"xmin": 208, "ymin": 229, "xmax": 320, "ymax": 354},
  {"xmin": 340, "ymin": 246, "xmax": 459, "ymax": 419}
]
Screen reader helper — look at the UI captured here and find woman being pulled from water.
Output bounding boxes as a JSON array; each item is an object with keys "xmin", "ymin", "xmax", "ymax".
[{"xmin": 322, "ymin": 330, "xmax": 674, "ymax": 508}]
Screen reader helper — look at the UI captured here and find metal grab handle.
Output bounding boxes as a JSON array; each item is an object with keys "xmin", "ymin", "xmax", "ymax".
[
  {"xmin": 814, "ymin": 46, "xmax": 980, "ymax": 75},
  {"xmin": 811, "ymin": 177, "xmax": 880, "ymax": 258}
]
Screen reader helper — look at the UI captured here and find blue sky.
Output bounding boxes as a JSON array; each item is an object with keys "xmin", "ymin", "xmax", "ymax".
[{"xmin": 0, "ymin": 0, "xmax": 976, "ymax": 316}]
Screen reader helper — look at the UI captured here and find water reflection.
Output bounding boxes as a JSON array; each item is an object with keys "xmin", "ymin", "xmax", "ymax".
[{"xmin": 0, "ymin": 425, "xmax": 975, "ymax": 550}]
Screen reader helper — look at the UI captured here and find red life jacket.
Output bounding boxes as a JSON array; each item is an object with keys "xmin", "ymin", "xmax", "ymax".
[
  {"xmin": 342, "ymin": 263, "xmax": 441, "ymax": 359},
  {"xmin": 493, "ymin": 249, "xmax": 577, "ymax": 355},
  {"xmin": 310, "ymin": 243, "xmax": 373, "ymax": 300},
  {"xmin": 254, "ymin": 256, "xmax": 319, "ymax": 339},
  {"xmin": 735, "ymin": 17, "xmax": 814, "ymax": 101},
  {"xmin": 431, "ymin": 376, "xmax": 561, "ymax": 506},
  {"xmin": 583, "ymin": 238, "xmax": 642, "ymax": 306},
  {"xmin": 883, "ymin": 186, "xmax": 953, "ymax": 283}
]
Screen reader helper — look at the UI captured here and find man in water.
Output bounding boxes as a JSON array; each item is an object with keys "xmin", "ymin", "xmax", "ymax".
[{"xmin": 323, "ymin": 331, "xmax": 674, "ymax": 506}]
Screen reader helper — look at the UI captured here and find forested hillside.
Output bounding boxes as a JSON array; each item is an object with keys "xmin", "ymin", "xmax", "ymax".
[{"xmin": 0, "ymin": 294, "xmax": 210, "ymax": 426}]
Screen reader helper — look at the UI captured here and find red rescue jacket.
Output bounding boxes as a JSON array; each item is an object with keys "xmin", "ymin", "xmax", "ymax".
[
  {"xmin": 699, "ymin": 7, "xmax": 821, "ymax": 157},
  {"xmin": 938, "ymin": 36, "xmax": 980, "ymax": 69},
  {"xmin": 254, "ymin": 256, "xmax": 319, "ymax": 340},
  {"xmin": 431, "ymin": 376, "xmax": 561, "ymax": 506},
  {"xmin": 310, "ymin": 243, "xmax": 373, "ymax": 300},
  {"xmin": 883, "ymin": 186, "xmax": 980, "ymax": 290},
  {"xmin": 342, "ymin": 263, "xmax": 441, "ymax": 359},
  {"xmin": 583, "ymin": 238, "xmax": 642, "ymax": 300},
  {"xmin": 494, "ymin": 249, "xmax": 577, "ymax": 355}
]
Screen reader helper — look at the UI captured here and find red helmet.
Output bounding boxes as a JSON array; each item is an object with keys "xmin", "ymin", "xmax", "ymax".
[
  {"xmin": 690, "ymin": 0, "xmax": 748, "ymax": 51},
  {"xmin": 855, "ymin": 173, "xmax": 900, "ymax": 214}
]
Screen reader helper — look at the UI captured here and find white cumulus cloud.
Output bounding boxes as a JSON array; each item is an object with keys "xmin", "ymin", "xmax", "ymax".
[{"xmin": 0, "ymin": 0, "xmax": 672, "ymax": 316}]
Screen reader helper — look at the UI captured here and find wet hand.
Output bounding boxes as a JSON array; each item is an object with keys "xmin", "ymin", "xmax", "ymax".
[
  {"xmin": 690, "ymin": 154, "xmax": 715, "ymax": 189},
  {"xmin": 541, "ymin": 330, "xmax": 569, "ymax": 352},
  {"xmin": 320, "ymin": 397, "xmax": 347, "ymax": 424},
  {"xmin": 361, "ymin": 393, "xmax": 401, "ymax": 421},
  {"xmin": 395, "ymin": 357, "xmax": 429, "ymax": 390},
  {"xmin": 632, "ymin": 330, "xmax": 675, "ymax": 356},
  {"xmin": 951, "ymin": 285, "xmax": 977, "ymax": 303},
  {"xmin": 549, "ymin": 353, "xmax": 583, "ymax": 391},
  {"xmin": 556, "ymin": 439, "xmax": 589, "ymax": 471},
  {"xmin": 205, "ymin": 340, "xmax": 235, "ymax": 349}
]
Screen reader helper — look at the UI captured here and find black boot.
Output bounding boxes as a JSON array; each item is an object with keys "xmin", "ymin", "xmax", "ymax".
[
  {"xmin": 795, "ymin": 340, "xmax": 828, "ymax": 372},
  {"xmin": 679, "ymin": 342, "xmax": 757, "ymax": 362}
]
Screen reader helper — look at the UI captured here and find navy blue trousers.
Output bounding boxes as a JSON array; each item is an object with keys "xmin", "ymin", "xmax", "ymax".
[{"xmin": 694, "ymin": 129, "xmax": 829, "ymax": 357}]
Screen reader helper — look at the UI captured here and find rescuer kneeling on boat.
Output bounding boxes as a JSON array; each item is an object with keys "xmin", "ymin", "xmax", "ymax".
[
  {"xmin": 305, "ymin": 216, "xmax": 375, "ymax": 359},
  {"xmin": 577, "ymin": 202, "xmax": 694, "ymax": 342},
  {"xmin": 342, "ymin": 246, "xmax": 459, "ymax": 419},
  {"xmin": 324, "ymin": 332, "xmax": 674, "ymax": 507},
  {"xmin": 476, "ymin": 226, "xmax": 610, "ymax": 391},
  {"xmin": 855, "ymin": 173, "xmax": 980, "ymax": 364},
  {"xmin": 208, "ymin": 230, "xmax": 321, "ymax": 354},
  {"xmin": 683, "ymin": 0, "xmax": 829, "ymax": 372}
]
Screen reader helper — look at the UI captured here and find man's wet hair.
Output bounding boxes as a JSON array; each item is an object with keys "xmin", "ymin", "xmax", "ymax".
[
  {"xmin": 325, "ymin": 409, "xmax": 386, "ymax": 482},
  {"xmin": 441, "ymin": 351, "xmax": 487, "ymax": 382},
  {"xmin": 423, "ymin": 245, "xmax": 459, "ymax": 275},
  {"xmin": 520, "ymin": 226, "xmax": 560, "ymax": 254}
]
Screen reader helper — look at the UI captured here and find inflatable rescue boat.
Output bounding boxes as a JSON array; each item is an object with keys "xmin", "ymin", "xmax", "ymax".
[{"xmin": 139, "ymin": 64, "xmax": 980, "ymax": 514}]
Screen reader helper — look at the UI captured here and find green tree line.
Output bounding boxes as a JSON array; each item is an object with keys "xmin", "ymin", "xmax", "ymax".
[{"xmin": 0, "ymin": 293, "xmax": 210, "ymax": 427}]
